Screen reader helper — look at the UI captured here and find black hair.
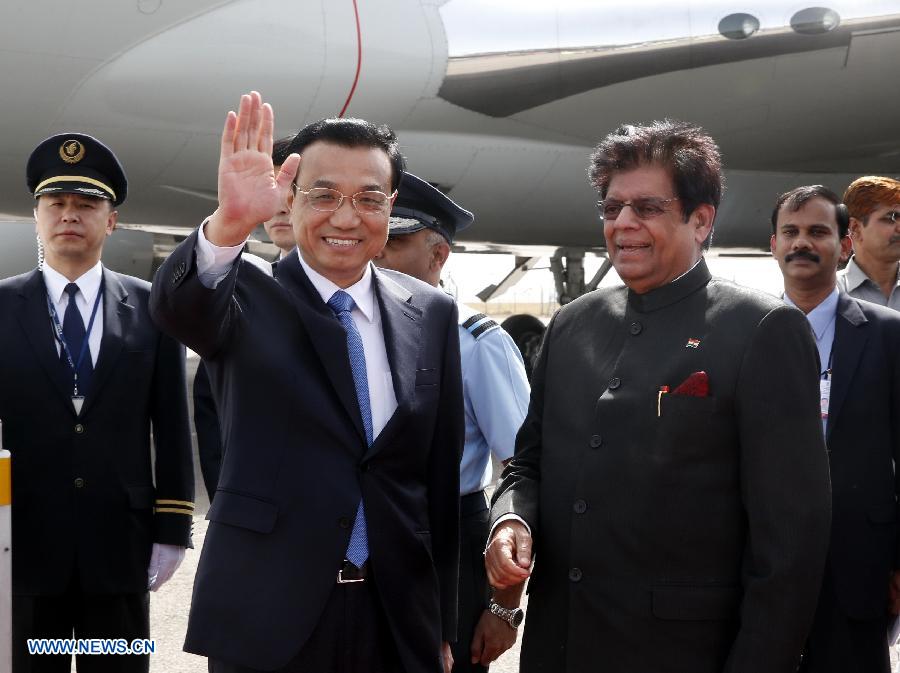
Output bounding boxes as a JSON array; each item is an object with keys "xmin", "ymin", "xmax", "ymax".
[
  {"xmin": 272, "ymin": 135, "xmax": 295, "ymax": 166},
  {"xmin": 770, "ymin": 185, "xmax": 850, "ymax": 238},
  {"xmin": 589, "ymin": 119, "xmax": 723, "ymax": 214},
  {"xmin": 287, "ymin": 118, "xmax": 405, "ymax": 191}
]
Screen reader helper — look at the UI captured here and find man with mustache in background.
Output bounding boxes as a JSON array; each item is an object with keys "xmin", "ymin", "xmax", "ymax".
[
  {"xmin": 838, "ymin": 176, "xmax": 900, "ymax": 310},
  {"xmin": 771, "ymin": 185, "xmax": 900, "ymax": 673}
]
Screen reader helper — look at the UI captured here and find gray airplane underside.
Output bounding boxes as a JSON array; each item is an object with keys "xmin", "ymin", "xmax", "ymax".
[{"xmin": 1, "ymin": 0, "xmax": 898, "ymax": 289}]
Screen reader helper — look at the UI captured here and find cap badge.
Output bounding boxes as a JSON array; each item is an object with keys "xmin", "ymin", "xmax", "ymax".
[
  {"xmin": 75, "ymin": 187, "xmax": 107, "ymax": 197},
  {"xmin": 59, "ymin": 140, "xmax": 85, "ymax": 164},
  {"xmin": 389, "ymin": 216, "xmax": 422, "ymax": 227}
]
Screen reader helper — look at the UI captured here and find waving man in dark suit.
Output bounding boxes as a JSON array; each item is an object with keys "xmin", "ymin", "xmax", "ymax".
[
  {"xmin": 485, "ymin": 121, "xmax": 832, "ymax": 673},
  {"xmin": 150, "ymin": 92, "xmax": 463, "ymax": 673}
]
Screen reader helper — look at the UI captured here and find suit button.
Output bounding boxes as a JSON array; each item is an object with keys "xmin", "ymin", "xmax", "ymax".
[
  {"xmin": 569, "ymin": 568, "xmax": 583, "ymax": 582},
  {"xmin": 573, "ymin": 499, "xmax": 587, "ymax": 514},
  {"xmin": 338, "ymin": 517, "xmax": 351, "ymax": 529},
  {"xmin": 629, "ymin": 322, "xmax": 642, "ymax": 335},
  {"xmin": 608, "ymin": 377, "xmax": 621, "ymax": 390},
  {"xmin": 74, "ymin": 424, "xmax": 84, "ymax": 434},
  {"xmin": 74, "ymin": 478, "xmax": 85, "ymax": 488},
  {"xmin": 589, "ymin": 434, "xmax": 602, "ymax": 448}
]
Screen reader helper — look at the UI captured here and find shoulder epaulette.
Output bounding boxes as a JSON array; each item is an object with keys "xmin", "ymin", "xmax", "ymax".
[{"xmin": 461, "ymin": 313, "xmax": 499, "ymax": 340}]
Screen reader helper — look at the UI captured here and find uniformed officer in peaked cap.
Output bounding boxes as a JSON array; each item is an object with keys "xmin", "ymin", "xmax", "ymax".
[
  {"xmin": 0, "ymin": 133, "xmax": 193, "ymax": 672},
  {"xmin": 375, "ymin": 173, "xmax": 531, "ymax": 671}
]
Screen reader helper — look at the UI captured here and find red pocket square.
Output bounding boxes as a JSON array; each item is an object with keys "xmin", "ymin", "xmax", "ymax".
[{"xmin": 672, "ymin": 371, "xmax": 709, "ymax": 397}]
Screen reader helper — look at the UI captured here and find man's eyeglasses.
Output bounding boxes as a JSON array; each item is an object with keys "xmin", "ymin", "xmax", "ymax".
[
  {"xmin": 295, "ymin": 186, "xmax": 396, "ymax": 216},
  {"xmin": 879, "ymin": 210, "xmax": 900, "ymax": 224},
  {"xmin": 598, "ymin": 197, "xmax": 679, "ymax": 220}
]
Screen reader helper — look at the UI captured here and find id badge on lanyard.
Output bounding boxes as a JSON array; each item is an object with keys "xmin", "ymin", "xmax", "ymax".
[
  {"xmin": 47, "ymin": 285, "xmax": 103, "ymax": 414},
  {"xmin": 820, "ymin": 345, "xmax": 834, "ymax": 425},
  {"xmin": 819, "ymin": 377, "xmax": 831, "ymax": 422}
]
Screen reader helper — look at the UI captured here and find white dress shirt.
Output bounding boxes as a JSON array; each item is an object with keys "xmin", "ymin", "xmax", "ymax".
[
  {"xmin": 194, "ymin": 224, "xmax": 397, "ymax": 438},
  {"xmin": 43, "ymin": 261, "xmax": 104, "ymax": 366}
]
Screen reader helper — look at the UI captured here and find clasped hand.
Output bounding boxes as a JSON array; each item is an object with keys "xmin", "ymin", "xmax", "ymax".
[{"xmin": 484, "ymin": 520, "xmax": 532, "ymax": 589}]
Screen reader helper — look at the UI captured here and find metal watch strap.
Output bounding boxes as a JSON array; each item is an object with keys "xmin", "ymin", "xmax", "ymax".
[{"xmin": 489, "ymin": 598, "xmax": 523, "ymax": 628}]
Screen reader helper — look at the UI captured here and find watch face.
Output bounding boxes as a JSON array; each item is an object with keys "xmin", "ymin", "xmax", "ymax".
[{"xmin": 511, "ymin": 608, "xmax": 525, "ymax": 628}]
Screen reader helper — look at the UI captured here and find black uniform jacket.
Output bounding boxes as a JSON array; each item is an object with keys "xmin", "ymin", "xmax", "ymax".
[
  {"xmin": 825, "ymin": 292, "xmax": 900, "ymax": 619},
  {"xmin": 491, "ymin": 259, "xmax": 832, "ymax": 673},
  {"xmin": 150, "ymin": 232, "xmax": 463, "ymax": 673},
  {"xmin": 192, "ymin": 361, "xmax": 222, "ymax": 501},
  {"xmin": 0, "ymin": 267, "xmax": 194, "ymax": 595}
]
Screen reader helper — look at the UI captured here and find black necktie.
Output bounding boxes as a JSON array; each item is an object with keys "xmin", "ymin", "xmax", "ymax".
[{"xmin": 61, "ymin": 283, "xmax": 93, "ymax": 397}]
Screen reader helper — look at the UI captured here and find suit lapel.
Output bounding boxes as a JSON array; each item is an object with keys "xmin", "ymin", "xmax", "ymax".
[
  {"xmin": 365, "ymin": 269, "xmax": 422, "ymax": 460},
  {"xmin": 276, "ymin": 252, "xmax": 368, "ymax": 449},
  {"xmin": 14, "ymin": 269, "xmax": 74, "ymax": 410},
  {"xmin": 827, "ymin": 293, "xmax": 868, "ymax": 440},
  {"xmin": 80, "ymin": 269, "xmax": 130, "ymax": 417}
]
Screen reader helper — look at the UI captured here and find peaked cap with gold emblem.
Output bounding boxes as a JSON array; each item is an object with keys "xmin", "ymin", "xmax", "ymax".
[{"xmin": 26, "ymin": 133, "xmax": 127, "ymax": 206}]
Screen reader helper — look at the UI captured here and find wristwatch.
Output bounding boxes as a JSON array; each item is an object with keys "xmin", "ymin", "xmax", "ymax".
[{"xmin": 488, "ymin": 598, "xmax": 525, "ymax": 629}]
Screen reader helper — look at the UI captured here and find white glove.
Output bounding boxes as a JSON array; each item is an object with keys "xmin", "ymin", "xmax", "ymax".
[{"xmin": 147, "ymin": 543, "xmax": 186, "ymax": 592}]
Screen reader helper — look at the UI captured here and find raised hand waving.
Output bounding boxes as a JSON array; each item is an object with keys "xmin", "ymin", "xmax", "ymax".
[{"xmin": 206, "ymin": 91, "xmax": 300, "ymax": 246}]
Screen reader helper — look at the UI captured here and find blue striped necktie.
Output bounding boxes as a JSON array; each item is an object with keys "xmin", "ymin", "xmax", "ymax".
[{"xmin": 327, "ymin": 290, "xmax": 371, "ymax": 567}]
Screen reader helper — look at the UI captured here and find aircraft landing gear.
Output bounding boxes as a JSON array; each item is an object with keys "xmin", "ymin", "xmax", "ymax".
[
  {"xmin": 500, "ymin": 314, "xmax": 546, "ymax": 381},
  {"xmin": 477, "ymin": 247, "xmax": 613, "ymax": 380}
]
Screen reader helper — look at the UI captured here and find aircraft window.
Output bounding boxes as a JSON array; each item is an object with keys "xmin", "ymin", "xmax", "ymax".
[
  {"xmin": 718, "ymin": 13, "xmax": 760, "ymax": 40},
  {"xmin": 790, "ymin": 7, "xmax": 841, "ymax": 34}
]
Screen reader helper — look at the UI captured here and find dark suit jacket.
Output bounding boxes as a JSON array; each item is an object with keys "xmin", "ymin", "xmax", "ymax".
[
  {"xmin": 150, "ymin": 233, "xmax": 464, "ymax": 672},
  {"xmin": 825, "ymin": 292, "xmax": 900, "ymax": 619},
  {"xmin": 0, "ymin": 267, "xmax": 194, "ymax": 595},
  {"xmin": 193, "ymin": 256, "xmax": 278, "ymax": 502},
  {"xmin": 491, "ymin": 260, "xmax": 832, "ymax": 673},
  {"xmin": 192, "ymin": 361, "xmax": 222, "ymax": 501}
]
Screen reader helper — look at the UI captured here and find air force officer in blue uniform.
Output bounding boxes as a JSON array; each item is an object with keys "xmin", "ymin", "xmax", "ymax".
[{"xmin": 375, "ymin": 174, "xmax": 531, "ymax": 670}]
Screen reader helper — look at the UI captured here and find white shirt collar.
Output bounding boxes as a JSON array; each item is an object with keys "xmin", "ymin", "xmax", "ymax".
[
  {"xmin": 784, "ymin": 287, "xmax": 839, "ymax": 340},
  {"xmin": 296, "ymin": 254, "xmax": 377, "ymax": 323},
  {"xmin": 42, "ymin": 261, "xmax": 103, "ymax": 305}
]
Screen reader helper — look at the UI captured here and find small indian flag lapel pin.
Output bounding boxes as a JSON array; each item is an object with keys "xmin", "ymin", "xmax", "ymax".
[{"xmin": 686, "ymin": 338, "xmax": 701, "ymax": 349}]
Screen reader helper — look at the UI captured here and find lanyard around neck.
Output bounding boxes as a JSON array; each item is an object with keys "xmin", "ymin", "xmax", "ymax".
[{"xmin": 46, "ymin": 284, "xmax": 104, "ymax": 396}]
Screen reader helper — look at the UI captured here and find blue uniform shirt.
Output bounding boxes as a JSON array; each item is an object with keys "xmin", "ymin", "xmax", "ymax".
[{"xmin": 457, "ymin": 304, "xmax": 531, "ymax": 495}]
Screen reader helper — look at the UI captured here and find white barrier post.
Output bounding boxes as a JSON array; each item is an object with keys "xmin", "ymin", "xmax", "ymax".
[{"xmin": 1, "ymin": 419, "xmax": 11, "ymax": 671}]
